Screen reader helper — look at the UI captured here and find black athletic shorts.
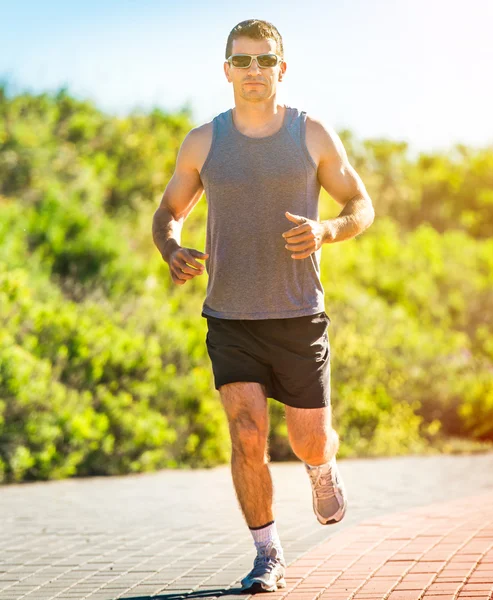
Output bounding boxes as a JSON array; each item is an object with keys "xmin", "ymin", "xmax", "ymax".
[{"xmin": 202, "ymin": 310, "xmax": 331, "ymax": 409}]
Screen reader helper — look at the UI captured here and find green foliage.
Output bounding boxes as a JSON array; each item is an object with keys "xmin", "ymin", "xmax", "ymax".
[
  {"xmin": 0, "ymin": 263, "xmax": 229, "ymax": 482},
  {"xmin": 0, "ymin": 82, "xmax": 492, "ymax": 482},
  {"xmin": 339, "ymin": 133, "xmax": 493, "ymax": 239}
]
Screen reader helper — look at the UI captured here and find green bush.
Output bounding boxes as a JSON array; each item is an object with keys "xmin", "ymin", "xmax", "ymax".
[
  {"xmin": 0, "ymin": 264, "xmax": 229, "ymax": 482},
  {"xmin": 0, "ymin": 83, "xmax": 492, "ymax": 482}
]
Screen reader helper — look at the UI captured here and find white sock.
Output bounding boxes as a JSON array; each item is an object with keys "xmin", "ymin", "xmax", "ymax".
[{"xmin": 249, "ymin": 520, "xmax": 283, "ymax": 557}]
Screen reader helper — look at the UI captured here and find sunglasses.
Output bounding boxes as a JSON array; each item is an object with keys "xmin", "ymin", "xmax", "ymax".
[{"xmin": 227, "ymin": 53, "xmax": 283, "ymax": 68}]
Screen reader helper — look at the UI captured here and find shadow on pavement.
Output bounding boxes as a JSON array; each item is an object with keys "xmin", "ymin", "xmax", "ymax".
[{"xmin": 123, "ymin": 587, "xmax": 246, "ymax": 598}]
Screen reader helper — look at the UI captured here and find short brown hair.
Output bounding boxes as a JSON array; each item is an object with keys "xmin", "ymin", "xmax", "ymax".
[{"xmin": 225, "ymin": 19, "xmax": 284, "ymax": 60}]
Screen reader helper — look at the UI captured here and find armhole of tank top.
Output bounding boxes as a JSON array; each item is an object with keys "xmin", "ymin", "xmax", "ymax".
[
  {"xmin": 300, "ymin": 112, "xmax": 317, "ymax": 172},
  {"xmin": 199, "ymin": 117, "xmax": 217, "ymax": 180}
]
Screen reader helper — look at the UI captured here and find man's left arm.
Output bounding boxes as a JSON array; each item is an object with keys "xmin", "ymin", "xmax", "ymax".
[
  {"xmin": 315, "ymin": 120, "xmax": 375, "ymax": 244},
  {"xmin": 282, "ymin": 119, "xmax": 375, "ymax": 259}
]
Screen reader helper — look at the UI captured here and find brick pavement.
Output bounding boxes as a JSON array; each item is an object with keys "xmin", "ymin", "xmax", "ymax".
[
  {"xmin": 0, "ymin": 453, "xmax": 493, "ymax": 599},
  {"xmin": 261, "ymin": 491, "xmax": 493, "ymax": 600}
]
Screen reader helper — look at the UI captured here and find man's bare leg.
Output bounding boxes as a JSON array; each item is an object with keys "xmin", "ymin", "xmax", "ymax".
[
  {"xmin": 284, "ymin": 405, "xmax": 339, "ymax": 465},
  {"xmin": 218, "ymin": 381, "xmax": 273, "ymax": 527},
  {"xmin": 285, "ymin": 404, "xmax": 347, "ymax": 525},
  {"xmin": 219, "ymin": 381, "xmax": 286, "ymax": 592}
]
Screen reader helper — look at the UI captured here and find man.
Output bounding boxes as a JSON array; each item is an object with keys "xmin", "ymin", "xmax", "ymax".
[{"xmin": 152, "ymin": 18, "xmax": 374, "ymax": 594}]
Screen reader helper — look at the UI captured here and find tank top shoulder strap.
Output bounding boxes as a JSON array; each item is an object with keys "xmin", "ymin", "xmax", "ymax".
[
  {"xmin": 285, "ymin": 105, "xmax": 301, "ymax": 141},
  {"xmin": 285, "ymin": 106, "xmax": 317, "ymax": 171},
  {"xmin": 200, "ymin": 110, "xmax": 231, "ymax": 178},
  {"xmin": 213, "ymin": 109, "xmax": 233, "ymax": 141}
]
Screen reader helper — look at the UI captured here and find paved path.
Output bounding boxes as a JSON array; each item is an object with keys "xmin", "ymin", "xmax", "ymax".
[
  {"xmin": 0, "ymin": 453, "xmax": 493, "ymax": 599},
  {"xmin": 265, "ymin": 492, "xmax": 493, "ymax": 600}
]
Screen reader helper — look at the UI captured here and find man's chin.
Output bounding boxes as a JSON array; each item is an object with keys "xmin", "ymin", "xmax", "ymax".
[
  {"xmin": 242, "ymin": 89, "xmax": 268, "ymax": 97},
  {"xmin": 241, "ymin": 95, "xmax": 267, "ymax": 103}
]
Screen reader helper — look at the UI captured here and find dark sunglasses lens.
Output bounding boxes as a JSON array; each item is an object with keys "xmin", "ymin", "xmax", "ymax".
[
  {"xmin": 231, "ymin": 55, "xmax": 252, "ymax": 68},
  {"xmin": 258, "ymin": 54, "xmax": 278, "ymax": 67}
]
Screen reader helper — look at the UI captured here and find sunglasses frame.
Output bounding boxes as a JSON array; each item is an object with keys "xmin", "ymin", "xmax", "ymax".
[{"xmin": 226, "ymin": 53, "xmax": 283, "ymax": 69}]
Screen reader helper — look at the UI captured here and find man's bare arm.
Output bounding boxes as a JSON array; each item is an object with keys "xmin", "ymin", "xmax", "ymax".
[
  {"xmin": 282, "ymin": 120, "xmax": 374, "ymax": 259},
  {"xmin": 152, "ymin": 128, "xmax": 209, "ymax": 285},
  {"xmin": 282, "ymin": 121, "xmax": 374, "ymax": 259},
  {"xmin": 313, "ymin": 119, "xmax": 375, "ymax": 243}
]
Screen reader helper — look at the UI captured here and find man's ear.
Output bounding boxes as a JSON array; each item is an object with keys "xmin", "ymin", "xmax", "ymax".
[
  {"xmin": 224, "ymin": 61, "xmax": 232, "ymax": 83},
  {"xmin": 279, "ymin": 61, "xmax": 286, "ymax": 81}
]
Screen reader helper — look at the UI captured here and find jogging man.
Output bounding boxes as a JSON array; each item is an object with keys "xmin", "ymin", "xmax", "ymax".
[{"xmin": 152, "ymin": 18, "xmax": 374, "ymax": 594}]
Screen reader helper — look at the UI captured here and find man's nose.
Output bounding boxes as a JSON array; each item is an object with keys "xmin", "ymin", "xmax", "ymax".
[{"xmin": 247, "ymin": 58, "xmax": 262, "ymax": 73}]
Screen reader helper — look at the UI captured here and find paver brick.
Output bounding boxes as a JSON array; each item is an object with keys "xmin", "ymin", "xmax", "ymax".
[
  {"xmin": 277, "ymin": 490, "xmax": 493, "ymax": 600},
  {"xmin": 2, "ymin": 454, "xmax": 493, "ymax": 599}
]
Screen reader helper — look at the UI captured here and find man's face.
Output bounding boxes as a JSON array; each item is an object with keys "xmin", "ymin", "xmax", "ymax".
[{"xmin": 224, "ymin": 36, "xmax": 286, "ymax": 102}]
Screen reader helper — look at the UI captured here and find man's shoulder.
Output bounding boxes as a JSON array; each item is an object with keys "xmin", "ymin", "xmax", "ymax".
[
  {"xmin": 187, "ymin": 120, "xmax": 213, "ymax": 141},
  {"xmin": 302, "ymin": 111, "xmax": 336, "ymax": 138},
  {"xmin": 184, "ymin": 109, "xmax": 231, "ymax": 174},
  {"xmin": 180, "ymin": 119, "xmax": 215, "ymax": 171},
  {"xmin": 185, "ymin": 108, "xmax": 234, "ymax": 172},
  {"xmin": 302, "ymin": 112, "xmax": 342, "ymax": 161},
  {"xmin": 190, "ymin": 107, "xmax": 231, "ymax": 137}
]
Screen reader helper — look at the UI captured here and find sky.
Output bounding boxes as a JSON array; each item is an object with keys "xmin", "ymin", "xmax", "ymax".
[{"xmin": 1, "ymin": 0, "xmax": 492, "ymax": 153}]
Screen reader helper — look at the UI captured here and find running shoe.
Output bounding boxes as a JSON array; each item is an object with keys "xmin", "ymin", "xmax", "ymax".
[
  {"xmin": 240, "ymin": 541, "xmax": 287, "ymax": 593},
  {"xmin": 305, "ymin": 456, "xmax": 347, "ymax": 525}
]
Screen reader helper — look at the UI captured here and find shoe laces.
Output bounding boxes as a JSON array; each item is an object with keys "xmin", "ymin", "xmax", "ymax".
[
  {"xmin": 308, "ymin": 463, "xmax": 336, "ymax": 500},
  {"xmin": 251, "ymin": 545, "xmax": 283, "ymax": 576}
]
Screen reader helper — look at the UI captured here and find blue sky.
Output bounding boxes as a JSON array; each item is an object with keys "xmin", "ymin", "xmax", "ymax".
[{"xmin": 2, "ymin": 0, "xmax": 492, "ymax": 153}]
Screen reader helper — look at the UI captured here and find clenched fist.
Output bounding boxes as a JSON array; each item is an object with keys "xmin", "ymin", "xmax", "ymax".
[
  {"xmin": 168, "ymin": 246, "xmax": 209, "ymax": 286},
  {"xmin": 282, "ymin": 211, "xmax": 333, "ymax": 259}
]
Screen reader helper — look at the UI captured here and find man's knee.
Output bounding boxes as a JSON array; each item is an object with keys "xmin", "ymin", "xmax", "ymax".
[
  {"xmin": 218, "ymin": 382, "xmax": 269, "ymax": 461},
  {"xmin": 290, "ymin": 438, "xmax": 327, "ymax": 464},
  {"xmin": 229, "ymin": 414, "xmax": 269, "ymax": 461},
  {"xmin": 289, "ymin": 428, "xmax": 339, "ymax": 465}
]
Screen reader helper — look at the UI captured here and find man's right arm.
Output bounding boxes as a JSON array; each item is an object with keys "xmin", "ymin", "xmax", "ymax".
[{"xmin": 152, "ymin": 127, "xmax": 209, "ymax": 285}]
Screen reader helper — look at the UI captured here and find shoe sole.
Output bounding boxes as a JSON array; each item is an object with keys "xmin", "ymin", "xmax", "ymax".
[
  {"xmin": 315, "ymin": 499, "xmax": 348, "ymax": 525},
  {"xmin": 241, "ymin": 577, "xmax": 287, "ymax": 593}
]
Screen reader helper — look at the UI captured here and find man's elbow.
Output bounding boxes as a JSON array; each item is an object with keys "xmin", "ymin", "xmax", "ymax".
[{"xmin": 153, "ymin": 203, "xmax": 182, "ymax": 225}]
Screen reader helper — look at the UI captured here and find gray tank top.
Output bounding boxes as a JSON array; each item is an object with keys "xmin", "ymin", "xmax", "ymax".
[{"xmin": 199, "ymin": 105, "xmax": 324, "ymax": 320}]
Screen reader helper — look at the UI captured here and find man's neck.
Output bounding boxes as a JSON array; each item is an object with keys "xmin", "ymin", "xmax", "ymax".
[{"xmin": 232, "ymin": 103, "xmax": 285, "ymax": 136}]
